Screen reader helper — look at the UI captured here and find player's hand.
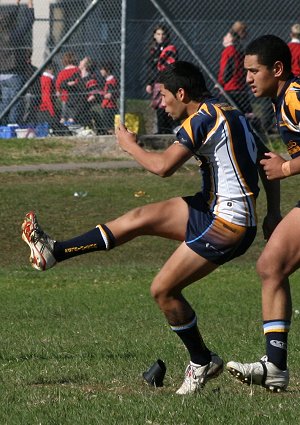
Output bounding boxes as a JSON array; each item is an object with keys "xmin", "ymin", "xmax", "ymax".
[
  {"xmin": 260, "ymin": 152, "xmax": 286, "ymax": 180},
  {"xmin": 115, "ymin": 123, "xmax": 137, "ymax": 153},
  {"xmin": 262, "ymin": 212, "xmax": 282, "ymax": 240}
]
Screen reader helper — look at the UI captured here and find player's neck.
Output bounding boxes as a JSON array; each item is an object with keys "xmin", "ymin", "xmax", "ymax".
[{"xmin": 187, "ymin": 101, "xmax": 201, "ymax": 116}]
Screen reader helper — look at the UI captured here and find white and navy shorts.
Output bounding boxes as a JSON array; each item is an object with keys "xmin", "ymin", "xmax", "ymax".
[{"xmin": 183, "ymin": 193, "xmax": 257, "ymax": 265}]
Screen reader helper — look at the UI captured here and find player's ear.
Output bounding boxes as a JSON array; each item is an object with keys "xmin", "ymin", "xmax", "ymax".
[
  {"xmin": 273, "ymin": 61, "xmax": 284, "ymax": 78},
  {"xmin": 176, "ymin": 87, "xmax": 186, "ymax": 101}
]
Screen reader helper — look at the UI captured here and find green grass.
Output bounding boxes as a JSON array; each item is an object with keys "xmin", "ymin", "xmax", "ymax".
[
  {"xmin": 0, "ymin": 138, "xmax": 127, "ymax": 166},
  {"xmin": 0, "ymin": 138, "xmax": 74, "ymax": 166},
  {"xmin": 0, "ymin": 130, "xmax": 287, "ymax": 167},
  {"xmin": 1, "ymin": 165, "xmax": 300, "ymax": 424}
]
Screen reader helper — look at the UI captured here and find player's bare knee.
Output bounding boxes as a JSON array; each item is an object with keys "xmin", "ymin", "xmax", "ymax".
[
  {"xmin": 256, "ymin": 256, "xmax": 275, "ymax": 282},
  {"xmin": 256, "ymin": 251, "xmax": 287, "ymax": 284},
  {"xmin": 257, "ymin": 245, "xmax": 278, "ymax": 274},
  {"xmin": 256, "ymin": 253, "xmax": 268, "ymax": 280},
  {"xmin": 150, "ymin": 279, "xmax": 174, "ymax": 306}
]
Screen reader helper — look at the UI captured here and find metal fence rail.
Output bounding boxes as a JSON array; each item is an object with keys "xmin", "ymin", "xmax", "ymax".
[{"xmin": 0, "ymin": 0, "xmax": 298, "ymax": 139}]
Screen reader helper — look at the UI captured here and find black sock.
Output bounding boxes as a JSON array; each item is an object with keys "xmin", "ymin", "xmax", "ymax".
[
  {"xmin": 263, "ymin": 320, "xmax": 290, "ymax": 370},
  {"xmin": 170, "ymin": 313, "xmax": 211, "ymax": 365},
  {"xmin": 53, "ymin": 224, "xmax": 115, "ymax": 262}
]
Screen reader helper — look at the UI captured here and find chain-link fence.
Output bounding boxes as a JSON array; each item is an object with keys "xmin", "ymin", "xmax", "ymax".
[{"xmin": 0, "ymin": 0, "xmax": 298, "ymax": 139}]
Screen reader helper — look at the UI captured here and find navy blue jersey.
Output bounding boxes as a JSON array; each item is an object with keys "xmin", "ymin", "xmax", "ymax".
[{"xmin": 176, "ymin": 99, "xmax": 259, "ymax": 227}]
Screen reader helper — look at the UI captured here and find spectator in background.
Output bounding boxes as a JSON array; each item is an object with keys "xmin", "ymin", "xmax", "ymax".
[
  {"xmin": 145, "ymin": 24, "xmax": 178, "ymax": 134},
  {"xmin": 288, "ymin": 23, "xmax": 300, "ymax": 76},
  {"xmin": 22, "ymin": 49, "xmax": 40, "ymax": 124},
  {"xmin": 55, "ymin": 52, "xmax": 80, "ymax": 124},
  {"xmin": 221, "ymin": 22, "xmax": 247, "ymax": 62},
  {"xmin": 217, "ymin": 28, "xmax": 252, "ymax": 114},
  {"xmin": 37, "ymin": 63, "xmax": 67, "ymax": 135},
  {"xmin": 0, "ymin": 0, "xmax": 34, "ymax": 125},
  {"xmin": 220, "ymin": 21, "xmax": 274, "ymax": 135},
  {"xmin": 232, "ymin": 21, "xmax": 247, "ymax": 39},
  {"xmin": 76, "ymin": 56, "xmax": 99, "ymax": 129},
  {"xmin": 96, "ymin": 63, "xmax": 118, "ymax": 134},
  {"xmin": 38, "ymin": 64, "xmax": 56, "ymax": 120}
]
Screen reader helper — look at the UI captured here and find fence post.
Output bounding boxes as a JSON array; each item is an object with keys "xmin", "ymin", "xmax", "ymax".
[{"xmin": 119, "ymin": 0, "xmax": 127, "ymax": 124}]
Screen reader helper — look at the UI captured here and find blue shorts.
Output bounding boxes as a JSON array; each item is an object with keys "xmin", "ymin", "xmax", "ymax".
[{"xmin": 183, "ymin": 193, "xmax": 257, "ymax": 265}]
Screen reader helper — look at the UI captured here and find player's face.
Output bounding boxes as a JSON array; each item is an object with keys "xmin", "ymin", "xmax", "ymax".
[
  {"xmin": 159, "ymin": 84, "xmax": 187, "ymax": 121},
  {"xmin": 244, "ymin": 55, "xmax": 278, "ymax": 98}
]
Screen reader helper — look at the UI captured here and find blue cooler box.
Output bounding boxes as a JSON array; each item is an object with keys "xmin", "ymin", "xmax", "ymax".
[
  {"xmin": 0, "ymin": 125, "xmax": 19, "ymax": 139},
  {"xmin": 35, "ymin": 123, "xmax": 49, "ymax": 137}
]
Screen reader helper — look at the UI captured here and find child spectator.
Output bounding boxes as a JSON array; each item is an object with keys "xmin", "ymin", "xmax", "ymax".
[
  {"xmin": 37, "ymin": 63, "xmax": 67, "ymax": 135},
  {"xmin": 77, "ymin": 56, "xmax": 99, "ymax": 128},
  {"xmin": 38, "ymin": 64, "xmax": 56, "ymax": 119},
  {"xmin": 217, "ymin": 29, "xmax": 251, "ymax": 114},
  {"xmin": 55, "ymin": 52, "xmax": 80, "ymax": 124},
  {"xmin": 22, "ymin": 49, "xmax": 40, "ymax": 124},
  {"xmin": 288, "ymin": 23, "xmax": 300, "ymax": 76},
  {"xmin": 96, "ymin": 63, "xmax": 118, "ymax": 134}
]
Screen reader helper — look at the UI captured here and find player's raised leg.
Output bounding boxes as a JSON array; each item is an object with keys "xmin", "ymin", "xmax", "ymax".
[{"xmin": 21, "ymin": 197, "xmax": 188, "ymax": 271}]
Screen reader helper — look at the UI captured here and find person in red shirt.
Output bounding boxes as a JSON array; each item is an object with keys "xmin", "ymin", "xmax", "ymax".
[
  {"xmin": 55, "ymin": 52, "xmax": 80, "ymax": 124},
  {"xmin": 37, "ymin": 63, "xmax": 69, "ymax": 135},
  {"xmin": 39, "ymin": 64, "xmax": 56, "ymax": 118},
  {"xmin": 217, "ymin": 30, "xmax": 251, "ymax": 114},
  {"xmin": 288, "ymin": 23, "xmax": 300, "ymax": 76},
  {"xmin": 96, "ymin": 63, "xmax": 118, "ymax": 134}
]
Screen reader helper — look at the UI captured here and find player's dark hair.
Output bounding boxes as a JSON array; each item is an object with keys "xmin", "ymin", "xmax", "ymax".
[
  {"xmin": 157, "ymin": 61, "xmax": 211, "ymax": 101},
  {"xmin": 245, "ymin": 35, "xmax": 292, "ymax": 75}
]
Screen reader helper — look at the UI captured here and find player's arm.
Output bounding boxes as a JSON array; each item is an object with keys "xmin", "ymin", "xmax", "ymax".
[
  {"xmin": 255, "ymin": 136, "xmax": 282, "ymax": 239},
  {"xmin": 115, "ymin": 123, "xmax": 193, "ymax": 177},
  {"xmin": 260, "ymin": 152, "xmax": 300, "ymax": 179}
]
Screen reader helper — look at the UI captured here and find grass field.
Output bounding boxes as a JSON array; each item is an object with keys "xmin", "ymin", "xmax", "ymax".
[{"xmin": 1, "ymin": 144, "xmax": 300, "ymax": 424}]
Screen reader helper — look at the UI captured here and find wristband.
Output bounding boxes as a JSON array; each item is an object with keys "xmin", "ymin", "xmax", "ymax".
[{"xmin": 281, "ymin": 161, "xmax": 291, "ymax": 177}]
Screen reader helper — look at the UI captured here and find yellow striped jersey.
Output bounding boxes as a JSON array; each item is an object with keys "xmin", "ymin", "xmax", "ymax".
[{"xmin": 274, "ymin": 77, "xmax": 300, "ymax": 158}]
